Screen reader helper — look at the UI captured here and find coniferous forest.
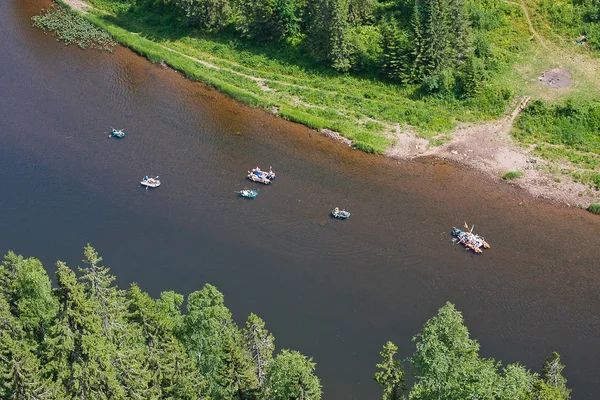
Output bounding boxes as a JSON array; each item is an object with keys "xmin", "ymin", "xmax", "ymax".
[{"xmin": 1, "ymin": 246, "xmax": 571, "ymax": 399}]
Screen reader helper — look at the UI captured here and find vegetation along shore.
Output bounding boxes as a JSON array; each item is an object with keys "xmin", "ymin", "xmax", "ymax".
[
  {"xmin": 41, "ymin": 0, "xmax": 600, "ymax": 207},
  {"xmin": 0, "ymin": 247, "xmax": 572, "ymax": 399}
]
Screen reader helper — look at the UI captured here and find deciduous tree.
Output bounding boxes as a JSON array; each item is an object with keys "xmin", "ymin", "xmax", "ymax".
[{"xmin": 374, "ymin": 341, "xmax": 407, "ymax": 400}]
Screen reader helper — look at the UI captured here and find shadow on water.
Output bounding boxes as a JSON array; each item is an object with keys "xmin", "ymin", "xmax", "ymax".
[{"xmin": 1, "ymin": 1, "xmax": 600, "ymax": 398}]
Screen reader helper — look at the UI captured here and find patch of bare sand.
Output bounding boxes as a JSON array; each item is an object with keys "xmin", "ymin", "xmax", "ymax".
[
  {"xmin": 384, "ymin": 98, "xmax": 599, "ymax": 206},
  {"xmin": 539, "ymin": 68, "xmax": 571, "ymax": 89},
  {"xmin": 61, "ymin": 0, "xmax": 92, "ymax": 13}
]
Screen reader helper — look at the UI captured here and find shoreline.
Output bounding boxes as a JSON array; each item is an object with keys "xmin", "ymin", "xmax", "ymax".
[
  {"xmin": 385, "ymin": 112, "xmax": 600, "ymax": 207},
  {"xmin": 57, "ymin": 0, "xmax": 600, "ymax": 208}
]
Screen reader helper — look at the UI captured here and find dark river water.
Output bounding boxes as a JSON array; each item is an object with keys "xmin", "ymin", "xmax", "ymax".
[{"xmin": 2, "ymin": 1, "xmax": 600, "ymax": 398}]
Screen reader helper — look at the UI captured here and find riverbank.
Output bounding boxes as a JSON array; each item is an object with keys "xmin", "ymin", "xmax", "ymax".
[{"xmin": 55, "ymin": 0, "xmax": 600, "ymax": 206}]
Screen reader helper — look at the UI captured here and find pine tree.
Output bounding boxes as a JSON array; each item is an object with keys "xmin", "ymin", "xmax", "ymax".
[
  {"xmin": 422, "ymin": 0, "xmax": 450, "ymax": 75},
  {"xmin": 462, "ymin": 54, "xmax": 485, "ymax": 97},
  {"xmin": 409, "ymin": 302, "xmax": 500, "ymax": 400},
  {"xmin": 374, "ymin": 341, "xmax": 406, "ymax": 400},
  {"xmin": 447, "ymin": 0, "xmax": 469, "ymax": 62},
  {"xmin": 381, "ymin": 17, "xmax": 411, "ymax": 82}
]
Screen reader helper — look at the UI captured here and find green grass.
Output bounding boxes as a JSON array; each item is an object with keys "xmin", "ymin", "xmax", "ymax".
[
  {"xmin": 588, "ymin": 203, "xmax": 600, "ymax": 214},
  {"xmin": 502, "ymin": 171, "xmax": 523, "ymax": 180}
]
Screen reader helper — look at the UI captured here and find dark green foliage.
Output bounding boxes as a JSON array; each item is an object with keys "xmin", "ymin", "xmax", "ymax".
[
  {"xmin": 180, "ymin": 284, "xmax": 258, "ymax": 399},
  {"xmin": 234, "ymin": 0, "xmax": 304, "ymax": 40},
  {"xmin": 374, "ymin": 341, "xmax": 406, "ymax": 400},
  {"xmin": 0, "ymin": 297, "xmax": 62, "ymax": 399},
  {"xmin": 0, "ymin": 247, "xmax": 322, "ymax": 399},
  {"xmin": 588, "ymin": 203, "xmax": 600, "ymax": 214},
  {"xmin": 328, "ymin": 0, "xmax": 354, "ymax": 71},
  {"xmin": 176, "ymin": 0, "xmax": 233, "ymax": 30},
  {"xmin": 32, "ymin": 5, "xmax": 116, "ymax": 51}
]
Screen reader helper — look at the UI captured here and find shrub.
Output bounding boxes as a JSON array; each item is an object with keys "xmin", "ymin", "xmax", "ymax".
[
  {"xmin": 502, "ymin": 171, "xmax": 522, "ymax": 180},
  {"xmin": 588, "ymin": 203, "xmax": 600, "ymax": 215}
]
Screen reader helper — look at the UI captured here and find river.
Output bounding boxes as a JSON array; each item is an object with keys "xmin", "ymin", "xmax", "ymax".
[{"xmin": 1, "ymin": 1, "xmax": 599, "ymax": 398}]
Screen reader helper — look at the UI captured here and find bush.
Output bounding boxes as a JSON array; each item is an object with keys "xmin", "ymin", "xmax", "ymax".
[
  {"xmin": 588, "ymin": 203, "xmax": 600, "ymax": 214},
  {"xmin": 502, "ymin": 170, "xmax": 522, "ymax": 180}
]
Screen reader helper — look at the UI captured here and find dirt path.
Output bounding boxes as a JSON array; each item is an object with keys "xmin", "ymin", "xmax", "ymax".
[
  {"xmin": 62, "ymin": 0, "xmax": 92, "ymax": 13},
  {"xmin": 520, "ymin": 0, "xmax": 547, "ymax": 49}
]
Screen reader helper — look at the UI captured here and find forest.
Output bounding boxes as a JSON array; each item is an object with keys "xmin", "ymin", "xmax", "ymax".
[{"xmin": 1, "ymin": 246, "xmax": 571, "ymax": 399}]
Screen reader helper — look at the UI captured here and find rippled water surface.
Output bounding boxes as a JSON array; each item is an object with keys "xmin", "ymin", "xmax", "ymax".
[{"xmin": 1, "ymin": 1, "xmax": 599, "ymax": 398}]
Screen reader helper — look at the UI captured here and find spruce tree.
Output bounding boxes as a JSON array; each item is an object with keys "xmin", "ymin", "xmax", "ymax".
[
  {"xmin": 44, "ymin": 262, "xmax": 125, "ymax": 399},
  {"xmin": 0, "ymin": 297, "xmax": 62, "ymax": 399},
  {"xmin": 128, "ymin": 285, "xmax": 203, "ymax": 399},
  {"xmin": 305, "ymin": 0, "xmax": 331, "ymax": 60},
  {"xmin": 328, "ymin": 0, "xmax": 354, "ymax": 71}
]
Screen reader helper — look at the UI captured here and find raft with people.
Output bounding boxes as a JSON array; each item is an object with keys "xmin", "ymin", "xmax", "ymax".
[
  {"xmin": 238, "ymin": 189, "xmax": 258, "ymax": 199},
  {"xmin": 247, "ymin": 166, "xmax": 276, "ymax": 185},
  {"xmin": 110, "ymin": 128, "xmax": 125, "ymax": 138},
  {"xmin": 452, "ymin": 222, "xmax": 490, "ymax": 254},
  {"xmin": 332, "ymin": 207, "xmax": 351, "ymax": 219},
  {"xmin": 140, "ymin": 176, "xmax": 160, "ymax": 188}
]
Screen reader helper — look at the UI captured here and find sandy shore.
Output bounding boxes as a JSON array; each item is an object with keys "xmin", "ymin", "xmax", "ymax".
[{"xmin": 385, "ymin": 99, "xmax": 599, "ymax": 207}]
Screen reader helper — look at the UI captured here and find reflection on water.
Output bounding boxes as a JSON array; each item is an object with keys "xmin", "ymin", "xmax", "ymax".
[{"xmin": 1, "ymin": 1, "xmax": 599, "ymax": 398}]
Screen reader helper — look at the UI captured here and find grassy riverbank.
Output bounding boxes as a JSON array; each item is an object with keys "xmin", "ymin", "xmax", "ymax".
[
  {"xmin": 55, "ymin": 0, "xmax": 600, "ymax": 195},
  {"xmin": 58, "ymin": 0, "xmax": 525, "ymax": 153}
]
